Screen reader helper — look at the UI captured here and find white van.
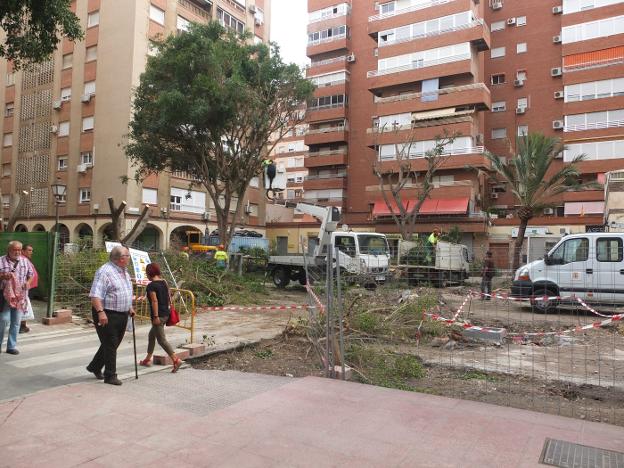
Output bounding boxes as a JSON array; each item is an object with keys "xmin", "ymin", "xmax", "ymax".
[{"xmin": 511, "ymin": 232, "xmax": 624, "ymax": 311}]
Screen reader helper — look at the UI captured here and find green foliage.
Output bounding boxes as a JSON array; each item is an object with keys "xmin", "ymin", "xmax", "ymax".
[
  {"xmin": 55, "ymin": 249, "xmax": 109, "ymax": 313},
  {"xmin": 126, "ymin": 22, "xmax": 314, "ymax": 248},
  {"xmin": 346, "ymin": 346, "xmax": 425, "ymax": 390},
  {"xmin": 461, "ymin": 371, "xmax": 497, "ymax": 382},
  {"xmin": 0, "ymin": 0, "xmax": 83, "ymax": 68},
  {"xmin": 441, "ymin": 226, "xmax": 463, "ymax": 244},
  {"xmin": 254, "ymin": 349, "xmax": 273, "ymax": 359},
  {"xmin": 352, "ymin": 311, "xmax": 381, "ymax": 334}
]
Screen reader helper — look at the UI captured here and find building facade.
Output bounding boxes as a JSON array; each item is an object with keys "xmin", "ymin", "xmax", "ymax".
[
  {"xmin": 0, "ymin": 0, "xmax": 271, "ymax": 250},
  {"xmin": 305, "ymin": 0, "xmax": 624, "ymax": 265}
]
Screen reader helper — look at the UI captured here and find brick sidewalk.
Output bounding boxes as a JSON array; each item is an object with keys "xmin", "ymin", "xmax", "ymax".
[{"xmin": 1, "ymin": 369, "xmax": 622, "ymax": 467}]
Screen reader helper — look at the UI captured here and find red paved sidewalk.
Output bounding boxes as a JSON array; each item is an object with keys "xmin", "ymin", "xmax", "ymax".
[{"xmin": 0, "ymin": 373, "xmax": 622, "ymax": 467}]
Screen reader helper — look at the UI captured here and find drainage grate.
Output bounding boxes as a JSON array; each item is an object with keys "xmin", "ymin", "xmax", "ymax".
[{"xmin": 540, "ymin": 438, "xmax": 624, "ymax": 468}]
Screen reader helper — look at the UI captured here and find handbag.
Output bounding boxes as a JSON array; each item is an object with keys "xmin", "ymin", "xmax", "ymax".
[{"xmin": 166, "ymin": 287, "xmax": 180, "ymax": 326}]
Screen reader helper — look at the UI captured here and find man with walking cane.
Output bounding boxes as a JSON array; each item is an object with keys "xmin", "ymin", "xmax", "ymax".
[{"xmin": 86, "ymin": 246, "xmax": 135, "ymax": 386}]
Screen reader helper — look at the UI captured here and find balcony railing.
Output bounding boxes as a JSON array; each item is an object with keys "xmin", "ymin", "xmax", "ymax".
[
  {"xmin": 306, "ymin": 125, "xmax": 348, "ymax": 135},
  {"xmin": 369, "ymin": 0, "xmax": 454, "ymax": 22},
  {"xmin": 367, "ymin": 53, "xmax": 472, "ymax": 78},
  {"xmin": 310, "ymin": 78, "xmax": 349, "ymax": 87},
  {"xmin": 307, "ymin": 102, "xmax": 347, "ymax": 112},
  {"xmin": 308, "ymin": 55, "xmax": 347, "ymax": 68},
  {"xmin": 374, "ymin": 83, "xmax": 488, "ymax": 104},
  {"xmin": 308, "ymin": 149, "xmax": 348, "ymax": 157},
  {"xmin": 379, "ymin": 20, "xmax": 484, "ymax": 48},
  {"xmin": 565, "ymin": 120, "xmax": 624, "ymax": 132},
  {"xmin": 378, "ymin": 146, "xmax": 486, "ymax": 161},
  {"xmin": 309, "ymin": 11, "xmax": 349, "ymax": 24},
  {"xmin": 302, "ymin": 196, "xmax": 345, "ymax": 203},
  {"xmin": 307, "ymin": 33, "xmax": 347, "ymax": 47},
  {"xmin": 563, "ymin": 57, "xmax": 624, "ymax": 73},
  {"xmin": 305, "ymin": 172, "xmax": 347, "ymax": 180}
]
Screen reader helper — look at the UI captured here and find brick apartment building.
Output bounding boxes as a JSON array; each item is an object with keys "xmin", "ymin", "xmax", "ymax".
[
  {"xmin": 0, "ymin": 0, "xmax": 270, "ymax": 250},
  {"xmin": 304, "ymin": 0, "xmax": 624, "ymax": 263}
]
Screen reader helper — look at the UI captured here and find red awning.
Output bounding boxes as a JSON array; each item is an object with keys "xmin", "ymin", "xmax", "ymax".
[
  {"xmin": 372, "ymin": 199, "xmax": 411, "ymax": 216},
  {"xmin": 416, "ymin": 197, "xmax": 469, "ymax": 215}
]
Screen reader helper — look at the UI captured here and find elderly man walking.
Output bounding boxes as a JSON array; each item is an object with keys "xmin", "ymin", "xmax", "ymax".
[
  {"xmin": 87, "ymin": 246, "xmax": 135, "ymax": 385},
  {"xmin": 0, "ymin": 240, "xmax": 33, "ymax": 355}
]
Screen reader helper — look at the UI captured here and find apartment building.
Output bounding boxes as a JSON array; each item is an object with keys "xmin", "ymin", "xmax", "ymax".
[
  {"xmin": 269, "ymin": 121, "xmax": 308, "ymax": 203},
  {"xmin": 0, "ymin": 0, "xmax": 270, "ymax": 250},
  {"xmin": 305, "ymin": 0, "xmax": 624, "ymax": 262}
]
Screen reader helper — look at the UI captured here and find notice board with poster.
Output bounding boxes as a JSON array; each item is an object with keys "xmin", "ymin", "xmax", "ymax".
[{"xmin": 104, "ymin": 242, "xmax": 151, "ymax": 284}]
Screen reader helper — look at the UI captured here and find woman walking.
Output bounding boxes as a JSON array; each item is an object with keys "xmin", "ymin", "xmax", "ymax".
[{"xmin": 138, "ymin": 263, "xmax": 182, "ymax": 372}]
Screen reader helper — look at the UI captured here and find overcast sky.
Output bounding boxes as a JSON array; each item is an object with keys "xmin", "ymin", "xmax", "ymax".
[{"xmin": 270, "ymin": 0, "xmax": 309, "ymax": 68}]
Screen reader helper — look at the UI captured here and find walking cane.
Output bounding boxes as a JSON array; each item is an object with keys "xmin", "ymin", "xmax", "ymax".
[{"xmin": 132, "ymin": 316, "xmax": 138, "ymax": 379}]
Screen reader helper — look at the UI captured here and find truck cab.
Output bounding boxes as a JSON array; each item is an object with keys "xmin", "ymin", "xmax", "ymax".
[
  {"xmin": 332, "ymin": 232, "xmax": 390, "ymax": 279},
  {"xmin": 511, "ymin": 232, "xmax": 624, "ymax": 311}
]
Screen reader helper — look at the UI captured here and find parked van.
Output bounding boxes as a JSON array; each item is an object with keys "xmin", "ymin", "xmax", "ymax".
[{"xmin": 511, "ymin": 232, "xmax": 624, "ymax": 311}]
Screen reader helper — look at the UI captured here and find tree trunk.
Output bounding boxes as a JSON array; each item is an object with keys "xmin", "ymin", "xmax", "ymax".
[
  {"xmin": 107, "ymin": 197, "xmax": 126, "ymax": 241},
  {"xmin": 512, "ymin": 218, "xmax": 530, "ymax": 272},
  {"xmin": 121, "ymin": 205, "xmax": 150, "ymax": 246},
  {"xmin": 6, "ymin": 191, "xmax": 28, "ymax": 232}
]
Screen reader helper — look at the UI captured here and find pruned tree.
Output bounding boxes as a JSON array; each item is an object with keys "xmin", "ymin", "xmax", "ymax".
[
  {"xmin": 0, "ymin": 0, "xmax": 83, "ymax": 69},
  {"xmin": 372, "ymin": 126, "xmax": 456, "ymax": 241},
  {"xmin": 106, "ymin": 197, "xmax": 151, "ymax": 245},
  {"xmin": 126, "ymin": 22, "xmax": 314, "ymax": 248},
  {"xmin": 5, "ymin": 191, "xmax": 28, "ymax": 232}
]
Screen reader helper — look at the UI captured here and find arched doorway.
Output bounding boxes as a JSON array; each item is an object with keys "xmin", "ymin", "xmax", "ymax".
[
  {"xmin": 15, "ymin": 224, "xmax": 28, "ymax": 232},
  {"xmin": 51, "ymin": 224, "xmax": 70, "ymax": 251},
  {"xmin": 98, "ymin": 223, "xmax": 115, "ymax": 243},
  {"xmin": 169, "ymin": 225, "xmax": 201, "ymax": 250},
  {"xmin": 75, "ymin": 223, "xmax": 94, "ymax": 248},
  {"xmin": 32, "ymin": 224, "xmax": 46, "ymax": 232},
  {"xmin": 133, "ymin": 224, "xmax": 162, "ymax": 251}
]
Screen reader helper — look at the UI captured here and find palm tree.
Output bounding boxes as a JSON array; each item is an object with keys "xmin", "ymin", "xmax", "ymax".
[{"xmin": 484, "ymin": 133, "xmax": 591, "ymax": 272}]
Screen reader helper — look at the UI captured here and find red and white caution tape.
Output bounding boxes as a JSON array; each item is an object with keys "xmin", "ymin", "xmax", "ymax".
[
  {"xmin": 305, "ymin": 283, "xmax": 326, "ymax": 314},
  {"xmin": 451, "ymin": 293, "xmax": 472, "ymax": 322},
  {"xmin": 204, "ymin": 304, "xmax": 308, "ymax": 312}
]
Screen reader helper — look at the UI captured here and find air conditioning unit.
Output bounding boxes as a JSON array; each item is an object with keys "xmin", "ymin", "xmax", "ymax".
[
  {"xmin": 346, "ymin": 53, "xmax": 356, "ymax": 63},
  {"xmin": 492, "ymin": 0, "xmax": 502, "ymax": 10},
  {"xmin": 491, "ymin": 192, "xmax": 499, "ymax": 199},
  {"xmin": 553, "ymin": 35, "xmax": 562, "ymax": 44},
  {"xmin": 544, "ymin": 207, "xmax": 554, "ymax": 215},
  {"xmin": 552, "ymin": 120, "xmax": 564, "ymax": 130},
  {"xmin": 254, "ymin": 17, "xmax": 263, "ymax": 26},
  {"xmin": 507, "ymin": 17, "xmax": 516, "ymax": 26},
  {"xmin": 248, "ymin": 4, "xmax": 257, "ymax": 13},
  {"xmin": 551, "ymin": 67, "xmax": 562, "ymax": 77},
  {"xmin": 50, "ymin": 125, "xmax": 58, "ymax": 134},
  {"xmin": 202, "ymin": 212, "xmax": 209, "ymax": 221},
  {"xmin": 81, "ymin": 94, "xmax": 92, "ymax": 103},
  {"xmin": 552, "ymin": 5, "xmax": 563, "ymax": 14},
  {"xmin": 554, "ymin": 90, "xmax": 564, "ymax": 99},
  {"xmin": 77, "ymin": 163, "xmax": 88, "ymax": 173},
  {"xmin": 516, "ymin": 107, "xmax": 526, "ymax": 114},
  {"xmin": 513, "ymin": 79, "xmax": 524, "ymax": 87},
  {"xmin": 52, "ymin": 99, "xmax": 62, "ymax": 110}
]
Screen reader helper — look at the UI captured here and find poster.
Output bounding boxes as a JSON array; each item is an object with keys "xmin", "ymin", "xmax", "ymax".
[
  {"xmin": 129, "ymin": 248, "xmax": 151, "ymax": 284},
  {"xmin": 105, "ymin": 241, "xmax": 122, "ymax": 252}
]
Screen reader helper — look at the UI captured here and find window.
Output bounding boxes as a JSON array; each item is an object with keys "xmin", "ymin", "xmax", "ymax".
[
  {"xmin": 60, "ymin": 87, "xmax": 72, "ymax": 101},
  {"xmin": 4, "ymin": 102, "xmax": 14, "ymax": 117},
  {"xmin": 79, "ymin": 188, "xmax": 91, "ymax": 203},
  {"xmin": 492, "ymin": 128, "xmax": 507, "ymax": 139},
  {"xmin": 147, "ymin": 41, "xmax": 158, "ymax": 57},
  {"xmin": 491, "ymin": 73, "xmax": 505, "ymax": 85},
  {"xmin": 2, "ymin": 195, "xmax": 10, "ymax": 208},
  {"xmin": 177, "ymin": 15, "xmax": 190, "ymax": 32},
  {"xmin": 563, "ymin": 0, "xmax": 624, "ymax": 14},
  {"xmin": 550, "ymin": 238, "xmax": 589, "ymax": 264},
  {"xmin": 249, "ymin": 177, "xmax": 260, "ymax": 188},
  {"xmin": 516, "ymin": 70, "xmax": 527, "ymax": 81},
  {"xmin": 563, "ymin": 139, "xmax": 624, "ymax": 161},
  {"xmin": 87, "ymin": 11, "xmax": 100, "ymax": 28},
  {"xmin": 517, "ymin": 97, "xmax": 528, "ymax": 108},
  {"xmin": 80, "ymin": 151, "xmax": 93, "ymax": 165},
  {"xmin": 564, "ymin": 77, "xmax": 624, "ymax": 102},
  {"xmin": 491, "ymin": 47, "xmax": 506, "ymax": 58},
  {"xmin": 57, "ymin": 157, "xmax": 68, "ymax": 171},
  {"xmin": 562, "ymin": 14, "xmax": 624, "ymax": 44},
  {"xmin": 597, "ymin": 237, "xmax": 623, "ymax": 262},
  {"xmin": 82, "ymin": 116, "xmax": 94, "ymax": 132},
  {"xmin": 377, "ymin": 11, "xmax": 474, "ymax": 46},
  {"xmin": 335, "ymin": 236, "xmax": 356, "ymax": 256},
  {"xmin": 170, "ymin": 187, "xmax": 206, "ymax": 213},
  {"xmin": 564, "ymin": 108, "xmax": 624, "ymax": 132},
  {"xmin": 492, "ymin": 101, "xmax": 506, "ymax": 112},
  {"xmin": 86, "ymin": 46, "xmax": 97, "ymax": 62},
  {"xmin": 2, "ymin": 133, "xmax": 13, "ymax": 147},
  {"xmin": 491, "ymin": 20, "xmax": 505, "ymax": 32},
  {"xmin": 149, "ymin": 5, "xmax": 165, "ymax": 25},
  {"xmin": 58, "ymin": 121, "xmax": 70, "ymax": 137},
  {"xmin": 516, "ymin": 42, "xmax": 527, "ymax": 54},
  {"xmin": 517, "ymin": 125, "xmax": 528, "ymax": 136},
  {"xmin": 83, "ymin": 81, "xmax": 96, "ymax": 96},
  {"xmin": 517, "ymin": 16, "xmax": 527, "ymax": 26},
  {"xmin": 62, "ymin": 53, "xmax": 73, "ymax": 69},
  {"xmin": 2, "ymin": 164, "xmax": 10, "ymax": 177},
  {"xmin": 142, "ymin": 188, "xmax": 158, "ymax": 205},
  {"xmin": 6, "ymin": 72, "xmax": 15, "ymax": 86},
  {"xmin": 217, "ymin": 8, "xmax": 245, "ymax": 34},
  {"xmin": 308, "ymin": 25, "xmax": 348, "ymax": 45}
]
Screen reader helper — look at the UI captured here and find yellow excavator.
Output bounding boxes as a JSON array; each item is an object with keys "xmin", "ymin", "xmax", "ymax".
[{"xmin": 186, "ymin": 231, "xmax": 217, "ymax": 256}]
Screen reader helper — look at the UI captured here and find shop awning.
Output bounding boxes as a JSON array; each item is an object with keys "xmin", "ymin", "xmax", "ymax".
[
  {"xmin": 373, "ymin": 197, "xmax": 469, "ymax": 217},
  {"xmin": 564, "ymin": 201, "xmax": 604, "ymax": 216},
  {"xmin": 372, "ymin": 199, "xmax": 411, "ymax": 216}
]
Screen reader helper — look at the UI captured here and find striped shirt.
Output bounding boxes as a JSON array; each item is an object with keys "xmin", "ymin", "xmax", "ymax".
[
  {"xmin": 89, "ymin": 261, "xmax": 133, "ymax": 313},
  {"xmin": 0, "ymin": 255, "xmax": 34, "ymax": 286}
]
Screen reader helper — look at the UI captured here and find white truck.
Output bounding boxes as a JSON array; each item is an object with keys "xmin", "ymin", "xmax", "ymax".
[
  {"xmin": 267, "ymin": 203, "xmax": 391, "ymax": 288},
  {"xmin": 397, "ymin": 239, "xmax": 471, "ymax": 287}
]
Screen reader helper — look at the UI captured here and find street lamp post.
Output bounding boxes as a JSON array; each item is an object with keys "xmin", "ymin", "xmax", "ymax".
[{"xmin": 47, "ymin": 180, "xmax": 67, "ymax": 318}]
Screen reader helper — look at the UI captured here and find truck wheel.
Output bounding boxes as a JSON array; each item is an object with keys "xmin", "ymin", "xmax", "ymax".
[
  {"xmin": 272, "ymin": 267, "xmax": 290, "ymax": 289},
  {"xmin": 298, "ymin": 272, "xmax": 307, "ymax": 286},
  {"xmin": 531, "ymin": 289, "xmax": 558, "ymax": 313}
]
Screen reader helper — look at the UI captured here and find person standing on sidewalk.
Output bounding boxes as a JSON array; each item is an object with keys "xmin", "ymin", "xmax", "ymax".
[
  {"xmin": 87, "ymin": 246, "xmax": 135, "ymax": 385},
  {"xmin": 138, "ymin": 263, "xmax": 182, "ymax": 372},
  {"xmin": 19, "ymin": 244, "xmax": 38, "ymax": 333},
  {"xmin": 0, "ymin": 241, "xmax": 34, "ymax": 355},
  {"xmin": 481, "ymin": 251, "xmax": 496, "ymax": 300}
]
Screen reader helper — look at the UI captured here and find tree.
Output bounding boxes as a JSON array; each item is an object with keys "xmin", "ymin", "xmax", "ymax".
[
  {"xmin": 372, "ymin": 126, "xmax": 456, "ymax": 241},
  {"xmin": 484, "ymin": 133, "xmax": 592, "ymax": 271},
  {"xmin": 126, "ymin": 22, "xmax": 314, "ymax": 248},
  {"xmin": 0, "ymin": 0, "xmax": 83, "ymax": 69}
]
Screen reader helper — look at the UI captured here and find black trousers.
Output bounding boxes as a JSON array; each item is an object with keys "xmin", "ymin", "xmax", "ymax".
[{"xmin": 88, "ymin": 308, "xmax": 128, "ymax": 379}]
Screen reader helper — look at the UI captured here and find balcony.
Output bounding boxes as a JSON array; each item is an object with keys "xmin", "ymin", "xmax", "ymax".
[
  {"xmin": 304, "ymin": 124, "xmax": 349, "ymax": 146},
  {"xmin": 564, "ymin": 119, "xmax": 624, "ymax": 133},
  {"xmin": 306, "ymin": 102, "xmax": 347, "ymax": 123},
  {"xmin": 303, "ymin": 173, "xmax": 347, "ymax": 191},
  {"xmin": 305, "ymin": 149, "xmax": 348, "ymax": 168},
  {"xmin": 375, "ymin": 147, "xmax": 491, "ymax": 172},
  {"xmin": 374, "ymin": 83, "xmax": 490, "ymax": 114},
  {"xmin": 306, "ymin": 55, "xmax": 348, "ymax": 75},
  {"xmin": 367, "ymin": 54, "xmax": 474, "ymax": 91},
  {"xmin": 307, "ymin": 34, "xmax": 349, "ymax": 57},
  {"xmin": 369, "ymin": 0, "xmax": 455, "ymax": 23}
]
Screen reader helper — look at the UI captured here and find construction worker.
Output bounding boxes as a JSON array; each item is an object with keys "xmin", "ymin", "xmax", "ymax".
[
  {"xmin": 214, "ymin": 245, "xmax": 228, "ymax": 270},
  {"xmin": 426, "ymin": 227, "xmax": 441, "ymax": 266},
  {"xmin": 262, "ymin": 159, "xmax": 276, "ymax": 190},
  {"xmin": 179, "ymin": 246, "xmax": 190, "ymax": 260}
]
